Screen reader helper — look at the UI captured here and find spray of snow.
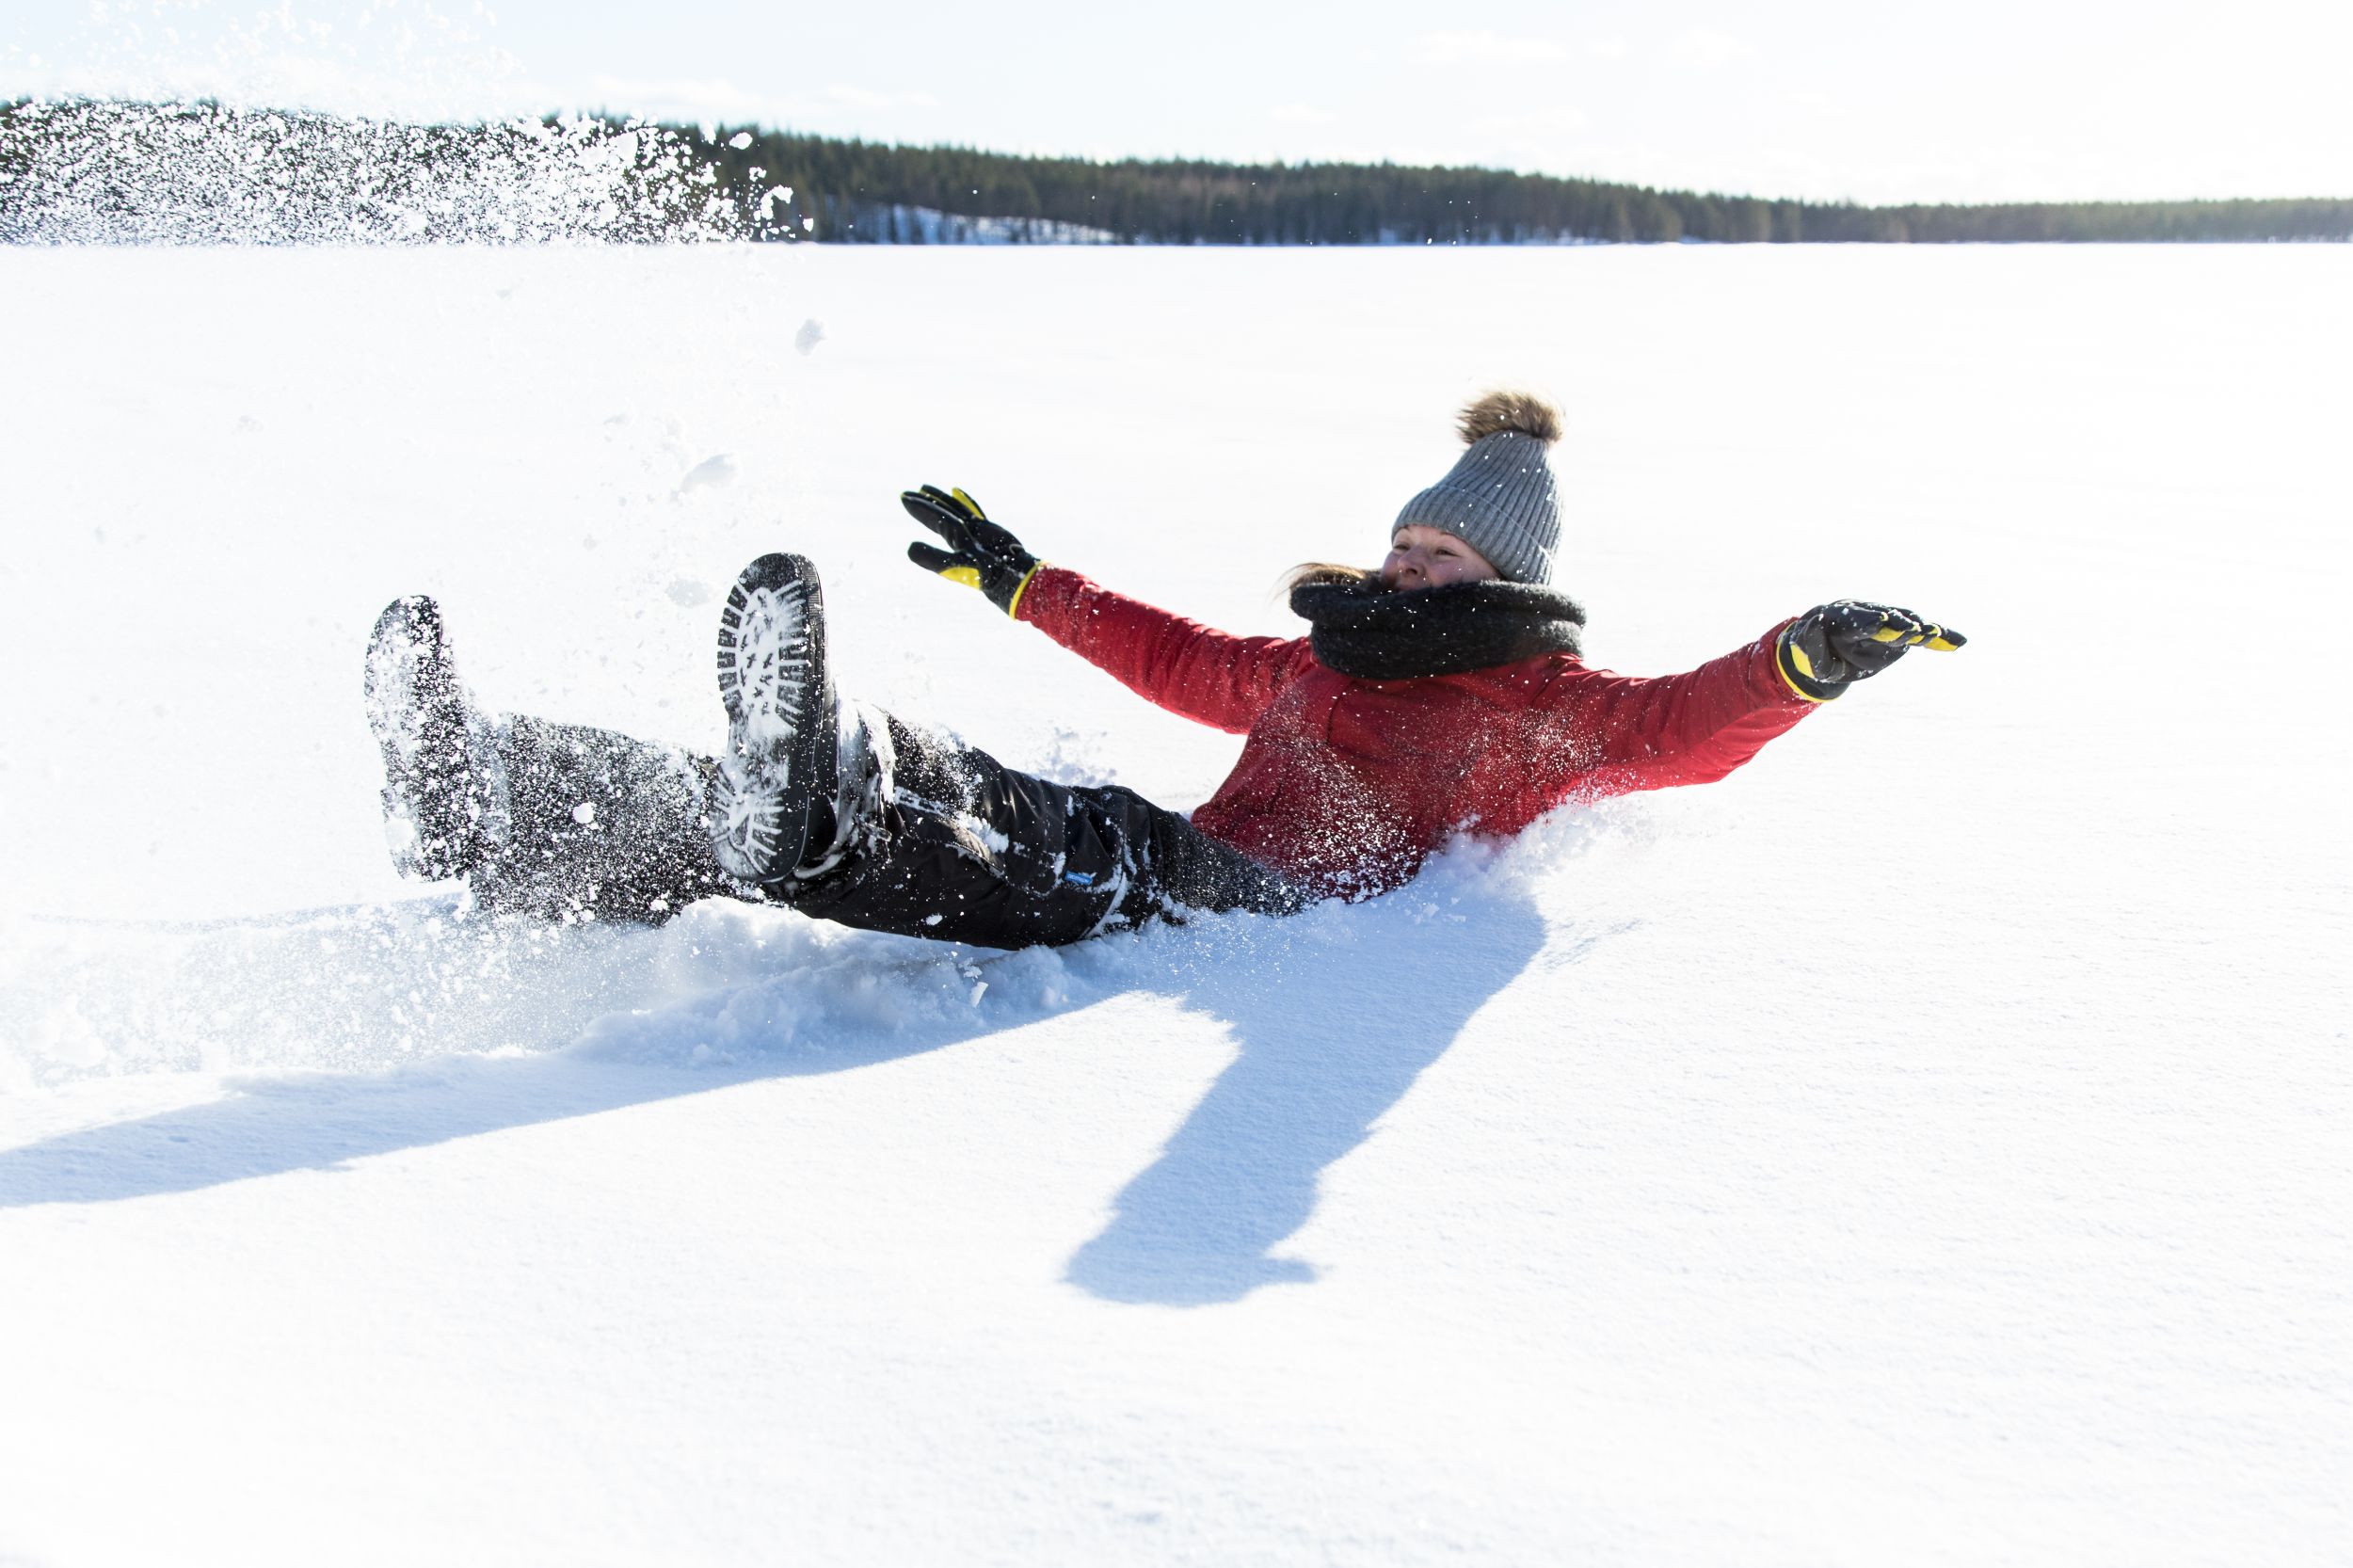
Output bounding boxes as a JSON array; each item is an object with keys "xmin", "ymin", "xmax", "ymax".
[
  {"xmin": 0, "ymin": 898, "xmax": 649, "ymax": 1091},
  {"xmin": 0, "ymin": 99, "xmax": 750, "ymax": 245},
  {"xmin": 0, "ymin": 812, "xmax": 1623, "ymax": 1094}
]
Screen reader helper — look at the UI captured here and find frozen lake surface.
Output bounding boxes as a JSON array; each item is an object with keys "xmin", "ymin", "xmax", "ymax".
[{"xmin": 2, "ymin": 243, "xmax": 2347, "ymax": 1564}]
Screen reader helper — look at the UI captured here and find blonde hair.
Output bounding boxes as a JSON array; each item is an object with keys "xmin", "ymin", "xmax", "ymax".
[{"xmin": 1279, "ymin": 561, "xmax": 1381, "ymax": 596}]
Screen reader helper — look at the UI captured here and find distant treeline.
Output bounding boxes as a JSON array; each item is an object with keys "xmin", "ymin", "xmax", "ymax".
[
  {"xmin": 6, "ymin": 97, "xmax": 2349, "ymax": 245},
  {"xmin": 708, "ymin": 129, "xmax": 2353, "ymax": 245}
]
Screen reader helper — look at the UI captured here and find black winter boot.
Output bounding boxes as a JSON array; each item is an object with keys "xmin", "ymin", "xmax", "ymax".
[
  {"xmin": 363, "ymin": 595, "xmax": 508, "ymax": 881},
  {"xmin": 708, "ymin": 553, "xmax": 840, "ymax": 894}
]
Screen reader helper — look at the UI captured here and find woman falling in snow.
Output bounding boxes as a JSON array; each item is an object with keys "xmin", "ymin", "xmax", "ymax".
[{"xmin": 363, "ymin": 392, "xmax": 1962, "ymax": 947}]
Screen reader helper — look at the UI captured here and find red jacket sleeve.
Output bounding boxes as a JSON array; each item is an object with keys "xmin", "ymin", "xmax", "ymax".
[
  {"xmin": 1014, "ymin": 565, "xmax": 1317, "ymax": 735},
  {"xmin": 1532, "ymin": 622, "xmax": 1815, "ymax": 798}
]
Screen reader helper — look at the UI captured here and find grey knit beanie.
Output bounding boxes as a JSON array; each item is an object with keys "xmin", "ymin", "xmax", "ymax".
[{"xmin": 1392, "ymin": 392, "xmax": 1564, "ymax": 584}]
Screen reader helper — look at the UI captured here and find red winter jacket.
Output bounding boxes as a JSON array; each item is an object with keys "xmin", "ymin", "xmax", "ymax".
[{"xmin": 1016, "ymin": 566, "xmax": 1815, "ymax": 898}]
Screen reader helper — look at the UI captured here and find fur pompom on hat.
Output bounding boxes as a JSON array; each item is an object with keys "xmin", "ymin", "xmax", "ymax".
[
  {"xmin": 1456, "ymin": 390, "xmax": 1563, "ymax": 446},
  {"xmin": 1394, "ymin": 390, "xmax": 1565, "ymax": 584}
]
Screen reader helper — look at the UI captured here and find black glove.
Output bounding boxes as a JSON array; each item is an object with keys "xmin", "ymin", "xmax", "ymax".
[
  {"xmin": 1777, "ymin": 600, "xmax": 1965, "ymax": 702},
  {"xmin": 901, "ymin": 485, "xmax": 1043, "ymax": 616}
]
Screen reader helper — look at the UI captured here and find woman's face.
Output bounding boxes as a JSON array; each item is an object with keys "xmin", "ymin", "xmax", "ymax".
[{"xmin": 1382, "ymin": 525, "xmax": 1499, "ymax": 591}]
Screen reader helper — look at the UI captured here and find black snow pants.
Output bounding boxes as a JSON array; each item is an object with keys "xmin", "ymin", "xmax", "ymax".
[{"xmin": 464, "ymin": 711, "xmax": 1308, "ymax": 947}]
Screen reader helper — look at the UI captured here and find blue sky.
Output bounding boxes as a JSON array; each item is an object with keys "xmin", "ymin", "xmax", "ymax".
[{"xmin": 8, "ymin": 0, "xmax": 2350, "ymax": 203}]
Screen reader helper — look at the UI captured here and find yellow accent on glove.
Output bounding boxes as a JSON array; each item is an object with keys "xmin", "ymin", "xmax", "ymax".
[
  {"xmin": 937, "ymin": 556, "xmax": 1043, "ymax": 617},
  {"xmin": 1003, "ymin": 562, "xmax": 1044, "ymax": 620},
  {"xmin": 1777, "ymin": 643, "xmax": 1835, "ymax": 704},
  {"xmin": 1868, "ymin": 619, "xmax": 1961, "ymax": 651}
]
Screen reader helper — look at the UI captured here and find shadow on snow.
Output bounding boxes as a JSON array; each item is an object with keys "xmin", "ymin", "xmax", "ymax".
[{"xmin": 0, "ymin": 865, "xmax": 1611, "ymax": 1307}]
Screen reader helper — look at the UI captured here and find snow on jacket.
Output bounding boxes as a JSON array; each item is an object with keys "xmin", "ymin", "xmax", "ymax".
[{"xmin": 1016, "ymin": 566, "xmax": 1815, "ymax": 898}]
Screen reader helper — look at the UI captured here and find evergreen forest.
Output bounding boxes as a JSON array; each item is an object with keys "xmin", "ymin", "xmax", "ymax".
[
  {"xmin": 6, "ymin": 98, "xmax": 2348, "ymax": 245},
  {"xmin": 712, "ymin": 127, "xmax": 2353, "ymax": 246}
]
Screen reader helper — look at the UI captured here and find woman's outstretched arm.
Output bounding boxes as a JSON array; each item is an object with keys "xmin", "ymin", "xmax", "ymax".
[
  {"xmin": 1530, "ymin": 601, "xmax": 1966, "ymax": 799},
  {"xmin": 1014, "ymin": 566, "xmax": 1315, "ymax": 734},
  {"xmin": 1532, "ymin": 624, "xmax": 1817, "ymax": 798},
  {"xmin": 902, "ymin": 484, "xmax": 1314, "ymax": 734}
]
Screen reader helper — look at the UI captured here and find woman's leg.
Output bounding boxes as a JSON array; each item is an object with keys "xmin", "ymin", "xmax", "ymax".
[
  {"xmin": 365, "ymin": 567, "xmax": 1306, "ymax": 944},
  {"xmin": 365, "ymin": 595, "xmax": 758, "ymax": 925},
  {"xmin": 466, "ymin": 715, "xmax": 746, "ymax": 923},
  {"xmin": 784, "ymin": 713, "xmax": 1306, "ymax": 949},
  {"xmin": 708, "ymin": 553, "xmax": 1308, "ymax": 948}
]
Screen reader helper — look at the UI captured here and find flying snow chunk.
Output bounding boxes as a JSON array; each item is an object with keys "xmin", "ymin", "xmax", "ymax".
[
  {"xmin": 728, "ymin": 133, "xmax": 753, "ymax": 150},
  {"xmin": 665, "ymin": 577, "xmax": 712, "ymax": 608},
  {"xmin": 795, "ymin": 319, "xmax": 825, "ymax": 357},
  {"xmin": 678, "ymin": 454, "xmax": 737, "ymax": 494}
]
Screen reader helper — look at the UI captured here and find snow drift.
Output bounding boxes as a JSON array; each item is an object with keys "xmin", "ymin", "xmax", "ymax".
[{"xmin": 2, "ymin": 240, "xmax": 2347, "ymax": 1566}]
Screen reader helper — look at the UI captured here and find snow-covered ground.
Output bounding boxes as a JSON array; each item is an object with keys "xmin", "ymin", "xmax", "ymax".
[{"xmin": 2, "ymin": 243, "xmax": 2346, "ymax": 1565}]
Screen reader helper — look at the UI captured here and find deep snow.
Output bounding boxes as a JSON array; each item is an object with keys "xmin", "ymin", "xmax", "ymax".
[{"xmin": 2, "ymin": 244, "xmax": 2348, "ymax": 1565}]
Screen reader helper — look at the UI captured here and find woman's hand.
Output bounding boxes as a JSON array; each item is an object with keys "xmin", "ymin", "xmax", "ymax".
[
  {"xmin": 901, "ymin": 485, "xmax": 1043, "ymax": 616},
  {"xmin": 1777, "ymin": 600, "xmax": 1965, "ymax": 702}
]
